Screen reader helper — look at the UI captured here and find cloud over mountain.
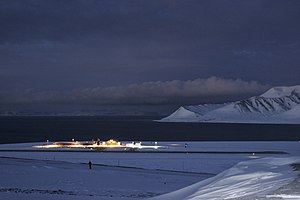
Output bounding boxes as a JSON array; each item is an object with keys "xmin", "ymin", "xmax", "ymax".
[{"xmin": 1, "ymin": 77, "xmax": 269, "ymax": 105}]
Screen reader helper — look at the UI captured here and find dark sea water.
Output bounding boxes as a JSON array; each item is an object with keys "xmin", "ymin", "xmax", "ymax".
[{"xmin": 0, "ymin": 116, "xmax": 300, "ymax": 144}]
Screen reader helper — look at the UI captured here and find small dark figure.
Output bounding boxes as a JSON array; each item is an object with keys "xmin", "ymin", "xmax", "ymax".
[
  {"xmin": 184, "ymin": 143, "xmax": 188, "ymax": 148},
  {"xmin": 88, "ymin": 161, "xmax": 92, "ymax": 169}
]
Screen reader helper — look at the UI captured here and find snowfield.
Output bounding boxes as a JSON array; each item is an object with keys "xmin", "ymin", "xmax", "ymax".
[
  {"xmin": 0, "ymin": 141, "xmax": 299, "ymax": 200},
  {"xmin": 0, "ymin": 157, "xmax": 207, "ymax": 200},
  {"xmin": 150, "ymin": 157, "xmax": 300, "ymax": 200}
]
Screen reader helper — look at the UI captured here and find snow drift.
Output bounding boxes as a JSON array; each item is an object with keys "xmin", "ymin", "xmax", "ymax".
[
  {"xmin": 160, "ymin": 85, "xmax": 300, "ymax": 124},
  {"xmin": 150, "ymin": 157, "xmax": 300, "ymax": 200}
]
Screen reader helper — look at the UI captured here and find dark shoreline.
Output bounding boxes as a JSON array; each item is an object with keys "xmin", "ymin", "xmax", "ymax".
[{"xmin": 0, "ymin": 150, "xmax": 289, "ymax": 154}]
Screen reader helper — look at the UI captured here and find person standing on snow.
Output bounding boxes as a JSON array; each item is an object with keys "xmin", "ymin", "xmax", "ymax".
[{"xmin": 88, "ymin": 161, "xmax": 92, "ymax": 169}]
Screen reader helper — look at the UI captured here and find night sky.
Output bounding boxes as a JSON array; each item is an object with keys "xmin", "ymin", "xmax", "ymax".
[{"xmin": 1, "ymin": 0, "xmax": 300, "ymax": 109}]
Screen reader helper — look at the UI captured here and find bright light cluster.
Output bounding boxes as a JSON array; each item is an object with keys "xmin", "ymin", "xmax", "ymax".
[{"xmin": 32, "ymin": 139, "xmax": 163, "ymax": 150}]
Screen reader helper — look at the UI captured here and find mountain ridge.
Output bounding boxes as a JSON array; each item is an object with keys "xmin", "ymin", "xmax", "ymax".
[{"xmin": 160, "ymin": 85, "xmax": 300, "ymax": 124}]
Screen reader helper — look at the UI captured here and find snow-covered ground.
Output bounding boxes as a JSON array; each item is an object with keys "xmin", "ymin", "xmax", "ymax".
[
  {"xmin": 150, "ymin": 157, "xmax": 300, "ymax": 200},
  {"xmin": 0, "ymin": 157, "xmax": 208, "ymax": 200},
  {"xmin": 0, "ymin": 141, "xmax": 299, "ymax": 199}
]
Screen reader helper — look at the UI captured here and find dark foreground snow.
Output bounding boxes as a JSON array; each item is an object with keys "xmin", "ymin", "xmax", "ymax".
[{"xmin": 0, "ymin": 157, "xmax": 208, "ymax": 200}]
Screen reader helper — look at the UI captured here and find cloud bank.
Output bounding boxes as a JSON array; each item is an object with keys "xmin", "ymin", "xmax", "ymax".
[{"xmin": 1, "ymin": 77, "xmax": 269, "ymax": 105}]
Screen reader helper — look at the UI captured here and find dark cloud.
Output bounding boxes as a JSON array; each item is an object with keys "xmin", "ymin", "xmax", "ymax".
[
  {"xmin": 1, "ymin": 0, "xmax": 299, "ymax": 44},
  {"xmin": 0, "ymin": 77, "xmax": 269, "ymax": 105},
  {"xmin": 0, "ymin": 0, "xmax": 299, "ymax": 107}
]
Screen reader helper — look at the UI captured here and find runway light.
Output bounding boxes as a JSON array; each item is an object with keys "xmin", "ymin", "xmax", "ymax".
[{"xmin": 33, "ymin": 139, "xmax": 166, "ymax": 150}]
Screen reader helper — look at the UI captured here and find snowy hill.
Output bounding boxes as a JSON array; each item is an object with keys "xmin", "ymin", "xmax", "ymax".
[
  {"xmin": 150, "ymin": 157, "xmax": 300, "ymax": 200},
  {"xmin": 160, "ymin": 85, "xmax": 300, "ymax": 124},
  {"xmin": 163, "ymin": 104, "xmax": 225, "ymax": 122}
]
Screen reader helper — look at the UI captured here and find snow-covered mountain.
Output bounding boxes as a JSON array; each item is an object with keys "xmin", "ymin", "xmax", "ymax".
[{"xmin": 160, "ymin": 85, "xmax": 300, "ymax": 124}]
